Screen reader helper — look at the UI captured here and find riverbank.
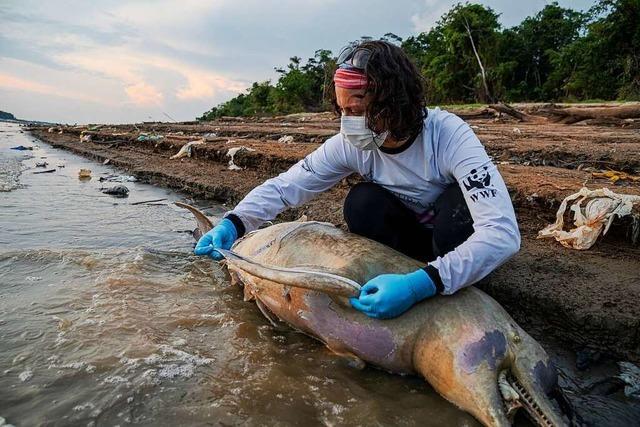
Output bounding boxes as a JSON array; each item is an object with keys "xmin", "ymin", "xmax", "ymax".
[{"xmin": 26, "ymin": 109, "xmax": 640, "ymax": 363}]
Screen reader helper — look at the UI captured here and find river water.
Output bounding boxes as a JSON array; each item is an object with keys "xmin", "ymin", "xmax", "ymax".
[{"xmin": 0, "ymin": 122, "xmax": 638, "ymax": 426}]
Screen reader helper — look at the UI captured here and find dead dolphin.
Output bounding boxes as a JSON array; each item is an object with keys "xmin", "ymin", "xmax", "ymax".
[{"xmin": 177, "ymin": 202, "xmax": 568, "ymax": 427}]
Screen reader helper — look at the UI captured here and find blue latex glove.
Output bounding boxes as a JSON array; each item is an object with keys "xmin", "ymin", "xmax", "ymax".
[
  {"xmin": 193, "ymin": 218, "xmax": 238, "ymax": 260},
  {"xmin": 349, "ymin": 269, "xmax": 437, "ymax": 319}
]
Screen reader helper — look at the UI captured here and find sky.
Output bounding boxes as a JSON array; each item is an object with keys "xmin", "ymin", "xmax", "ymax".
[{"xmin": 0, "ymin": 0, "xmax": 595, "ymax": 124}]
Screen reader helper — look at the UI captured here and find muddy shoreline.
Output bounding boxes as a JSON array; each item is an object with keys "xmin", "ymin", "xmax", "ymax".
[{"xmin": 26, "ymin": 112, "xmax": 640, "ymax": 364}]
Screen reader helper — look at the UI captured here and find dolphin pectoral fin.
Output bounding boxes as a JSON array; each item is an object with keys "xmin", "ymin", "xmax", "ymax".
[
  {"xmin": 175, "ymin": 202, "xmax": 214, "ymax": 241},
  {"xmin": 255, "ymin": 298, "xmax": 286, "ymax": 330},
  {"xmin": 324, "ymin": 343, "xmax": 366, "ymax": 370}
]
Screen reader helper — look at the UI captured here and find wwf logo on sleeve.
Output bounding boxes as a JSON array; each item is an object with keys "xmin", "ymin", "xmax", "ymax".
[{"xmin": 463, "ymin": 166, "xmax": 497, "ymax": 202}]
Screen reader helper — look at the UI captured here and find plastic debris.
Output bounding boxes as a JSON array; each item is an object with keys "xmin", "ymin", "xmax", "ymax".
[
  {"xmin": 592, "ymin": 170, "xmax": 640, "ymax": 183},
  {"xmin": 512, "ymin": 128, "xmax": 522, "ymax": 135},
  {"xmin": 80, "ymin": 134, "xmax": 92, "ymax": 143},
  {"xmin": 99, "ymin": 174, "xmax": 137, "ymax": 183},
  {"xmin": 278, "ymin": 135, "xmax": 294, "ymax": 144},
  {"xmin": 226, "ymin": 146, "xmax": 255, "ymax": 170},
  {"xmin": 33, "ymin": 169, "xmax": 56, "ymax": 174},
  {"xmin": 170, "ymin": 140, "xmax": 204, "ymax": 160},
  {"xmin": 618, "ymin": 361, "xmax": 640, "ymax": 399},
  {"xmin": 137, "ymin": 133, "xmax": 164, "ymax": 142},
  {"xmin": 35, "ymin": 161, "xmax": 48, "ymax": 168},
  {"xmin": 78, "ymin": 169, "xmax": 92, "ymax": 179},
  {"xmin": 101, "ymin": 185, "xmax": 129, "ymax": 197},
  {"xmin": 10, "ymin": 145, "xmax": 33, "ymax": 151},
  {"xmin": 202, "ymin": 132, "xmax": 217, "ymax": 140},
  {"xmin": 538, "ymin": 187, "xmax": 640, "ymax": 249}
]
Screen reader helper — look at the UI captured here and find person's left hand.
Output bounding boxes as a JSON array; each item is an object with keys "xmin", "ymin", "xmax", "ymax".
[{"xmin": 349, "ymin": 269, "xmax": 436, "ymax": 319}]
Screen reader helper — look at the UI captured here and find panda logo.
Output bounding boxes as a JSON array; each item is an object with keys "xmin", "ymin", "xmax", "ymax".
[{"xmin": 463, "ymin": 166, "xmax": 491, "ymax": 191}]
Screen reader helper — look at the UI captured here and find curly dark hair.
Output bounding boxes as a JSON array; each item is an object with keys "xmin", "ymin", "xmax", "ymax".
[{"xmin": 329, "ymin": 40, "xmax": 427, "ymax": 142}]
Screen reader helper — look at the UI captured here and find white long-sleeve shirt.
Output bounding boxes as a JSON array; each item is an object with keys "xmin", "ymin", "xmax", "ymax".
[{"xmin": 226, "ymin": 108, "xmax": 520, "ymax": 294}]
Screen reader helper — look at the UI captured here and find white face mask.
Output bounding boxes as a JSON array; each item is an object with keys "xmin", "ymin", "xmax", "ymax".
[{"xmin": 340, "ymin": 114, "xmax": 388, "ymax": 151}]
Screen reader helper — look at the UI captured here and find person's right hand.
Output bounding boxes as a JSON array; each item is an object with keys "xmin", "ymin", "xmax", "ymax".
[{"xmin": 194, "ymin": 218, "xmax": 238, "ymax": 260}]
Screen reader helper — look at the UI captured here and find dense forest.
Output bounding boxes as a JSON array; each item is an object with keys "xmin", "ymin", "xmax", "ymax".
[{"xmin": 198, "ymin": 0, "xmax": 639, "ymax": 120}]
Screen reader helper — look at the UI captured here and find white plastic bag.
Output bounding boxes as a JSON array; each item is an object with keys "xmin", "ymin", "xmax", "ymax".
[{"xmin": 538, "ymin": 187, "xmax": 640, "ymax": 249}]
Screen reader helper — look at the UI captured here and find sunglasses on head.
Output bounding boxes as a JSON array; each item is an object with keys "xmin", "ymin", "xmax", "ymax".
[{"xmin": 337, "ymin": 42, "xmax": 372, "ymax": 70}]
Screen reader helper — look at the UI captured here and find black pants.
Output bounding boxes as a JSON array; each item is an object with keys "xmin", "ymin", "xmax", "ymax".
[{"xmin": 344, "ymin": 182, "xmax": 474, "ymax": 263}]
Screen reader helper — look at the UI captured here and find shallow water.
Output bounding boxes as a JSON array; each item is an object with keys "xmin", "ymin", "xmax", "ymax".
[{"xmin": 1, "ymin": 122, "xmax": 638, "ymax": 427}]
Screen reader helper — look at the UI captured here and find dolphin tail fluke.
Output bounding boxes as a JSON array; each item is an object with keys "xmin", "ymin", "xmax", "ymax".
[{"xmin": 175, "ymin": 202, "xmax": 213, "ymax": 241}]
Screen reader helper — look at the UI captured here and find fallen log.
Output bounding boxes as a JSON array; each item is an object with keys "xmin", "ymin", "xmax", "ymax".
[
  {"xmin": 451, "ymin": 108, "xmax": 496, "ymax": 121},
  {"xmin": 487, "ymin": 103, "xmax": 545, "ymax": 123},
  {"xmin": 538, "ymin": 104, "xmax": 640, "ymax": 124}
]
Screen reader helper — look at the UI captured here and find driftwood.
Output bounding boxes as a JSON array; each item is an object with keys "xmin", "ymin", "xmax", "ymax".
[
  {"xmin": 451, "ymin": 108, "xmax": 496, "ymax": 121},
  {"xmin": 537, "ymin": 104, "xmax": 640, "ymax": 124},
  {"xmin": 488, "ymin": 104, "xmax": 535, "ymax": 122},
  {"xmin": 486, "ymin": 103, "xmax": 640, "ymax": 125}
]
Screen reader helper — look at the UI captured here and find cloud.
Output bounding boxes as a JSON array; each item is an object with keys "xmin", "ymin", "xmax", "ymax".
[
  {"xmin": 54, "ymin": 45, "xmax": 248, "ymax": 105},
  {"xmin": 0, "ymin": 72, "xmax": 102, "ymax": 103},
  {"xmin": 125, "ymin": 82, "xmax": 163, "ymax": 106},
  {"xmin": 411, "ymin": 0, "xmax": 453, "ymax": 33}
]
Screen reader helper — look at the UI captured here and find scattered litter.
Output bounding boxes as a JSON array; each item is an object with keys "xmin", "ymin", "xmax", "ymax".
[
  {"xmin": 618, "ymin": 361, "xmax": 640, "ymax": 399},
  {"xmin": 10, "ymin": 145, "xmax": 33, "ymax": 151},
  {"xmin": 202, "ymin": 132, "xmax": 217, "ymax": 140},
  {"xmin": 226, "ymin": 146, "xmax": 255, "ymax": 170},
  {"xmin": 80, "ymin": 134, "xmax": 92, "ymax": 143},
  {"xmin": 47, "ymin": 127, "xmax": 59, "ymax": 133},
  {"xmin": 103, "ymin": 159, "xmax": 110, "ymax": 165},
  {"xmin": 78, "ymin": 169, "xmax": 92, "ymax": 179},
  {"xmin": 278, "ymin": 135, "xmax": 294, "ymax": 144},
  {"xmin": 18, "ymin": 369, "xmax": 33, "ymax": 382},
  {"xmin": 99, "ymin": 174, "xmax": 137, "ymax": 183},
  {"xmin": 170, "ymin": 140, "xmax": 204, "ymax": 160},
  {"xmin": 57, "ymin": 164, "xmax": 65, "ymax": 168},
  {"xmin": 100, "ymin": 185, "xmax": 129, "ymax": 197},
  {"xmin": 470, "ymin": 125, "xmax": 480, "ymax": 130},
  {"xmin": 538, "ymin": 187, "xmax": 640, "ymax": 249},
  {"xmin": 33, "ymin": 169, "xmax": 56, "ymax": 174},
  {"xmin": 130, "ymin": 198, "xmax": 167, "ymax": 205},
  {"xmin": 137, "ymin": 133, "xmax": 164, "ymax": 142},
  {"xmin": 35, "ymin": 161, "xmax": 48, "ymax": 168},
  {"xmin": 512, "ymin": 127, "xmax": 522, "ymax": 135},
  {"xmin": 592, "ymin": 170, "xmax": 640, "ymax": 183}
]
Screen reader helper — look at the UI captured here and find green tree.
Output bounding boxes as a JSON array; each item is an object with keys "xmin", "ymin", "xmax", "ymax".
[
  {"xmin": 499, "ymin": 3, "xmax": 586, "ymax": 100},
  {"xmin": 549, "ymin": 0, "xmax": 640, "ymax": 100},
  {"xmin": 402, "ymin": 3, "xmax": 502, "ymax": 103}
]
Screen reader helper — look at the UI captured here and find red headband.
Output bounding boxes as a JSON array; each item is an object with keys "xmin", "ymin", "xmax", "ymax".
[{"xmin": 333, "ymin": 68, "xmax": 368, "ymax": 89}]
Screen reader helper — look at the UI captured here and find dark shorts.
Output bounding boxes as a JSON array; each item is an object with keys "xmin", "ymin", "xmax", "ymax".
[{"xmin": 343, "ymin": 182, "xmax": 474, "ymax": 263}]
